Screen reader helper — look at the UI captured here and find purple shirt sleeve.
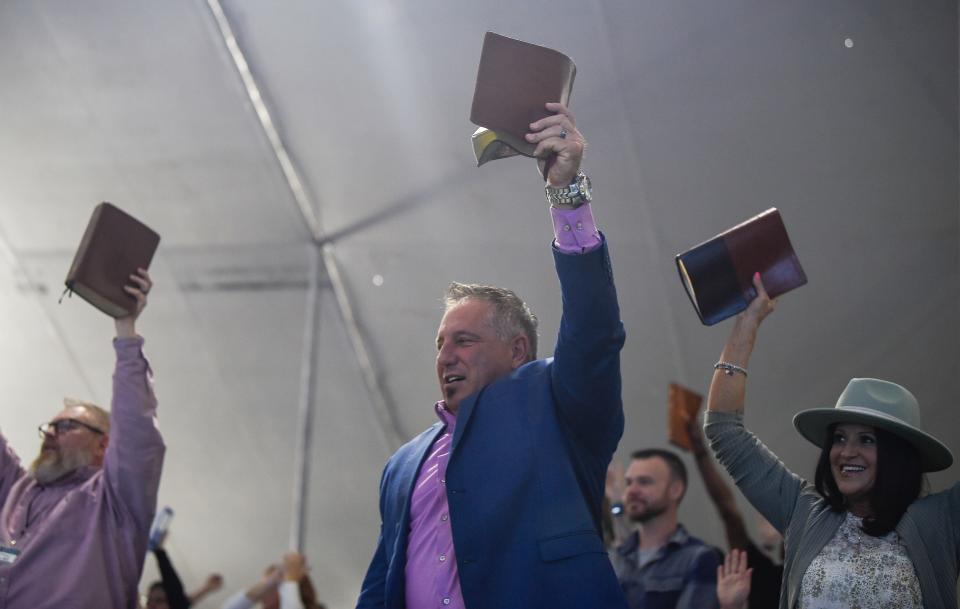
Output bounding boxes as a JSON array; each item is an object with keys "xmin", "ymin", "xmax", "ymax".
[
  {"xmin": 550, "ymin": 203, "xmax": 602, "ymax": 254},
  {"xmin": 103, "ymin": 336, "xmax": 165, "ymax": 534},
  {"xmin": 0, "ymin": 431, "xmax": 26, "ymax": 510}
]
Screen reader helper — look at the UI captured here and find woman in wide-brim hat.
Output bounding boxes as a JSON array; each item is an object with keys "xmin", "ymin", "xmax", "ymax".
[{"xmin": 704, "ymin": 273, "xmax": 957, "ymax": 609}]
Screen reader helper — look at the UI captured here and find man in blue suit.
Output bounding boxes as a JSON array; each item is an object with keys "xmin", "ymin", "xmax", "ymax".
[{"xmin": 356, "ymin": 103, "xmax": 628, "ymax": 609}]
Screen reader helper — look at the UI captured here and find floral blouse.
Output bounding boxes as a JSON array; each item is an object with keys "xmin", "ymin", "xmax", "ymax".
[{"xmin": 798, "ymin": 511, "xmax": 922, "ymax": 609}]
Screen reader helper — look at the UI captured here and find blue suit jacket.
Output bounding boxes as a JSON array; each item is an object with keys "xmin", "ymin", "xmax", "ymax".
[{"xmin": 357, "ymin": 241, "xmax": 628, "ymax": 609}]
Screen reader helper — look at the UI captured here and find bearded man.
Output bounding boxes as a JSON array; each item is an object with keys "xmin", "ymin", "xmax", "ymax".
[
  {"xmin": 0, "ymin": 268, "xmax": 164, "ymax": 609},
  {"xmin": 610, "ymin": 448, "xmax": 721, "ymax": 609}
]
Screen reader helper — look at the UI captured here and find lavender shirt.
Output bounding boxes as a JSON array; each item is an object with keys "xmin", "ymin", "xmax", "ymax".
[
  {"xmin": 0, "ymin": 337, "xmax": 165, "ymax": 609},
  {"xmin": 402, "ymin": 204, "xmax": 600, "ymax": 609}
]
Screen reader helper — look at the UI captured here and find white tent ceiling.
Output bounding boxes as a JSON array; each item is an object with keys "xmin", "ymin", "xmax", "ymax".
[{"xmin": 0, "ymin": 1, "xmax": 956, "ymax": 607}]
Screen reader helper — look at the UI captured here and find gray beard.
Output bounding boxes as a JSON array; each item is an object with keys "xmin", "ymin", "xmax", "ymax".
[{"xmin": 30, "ymin": 448, "xmax": 92, "ymax": 485}]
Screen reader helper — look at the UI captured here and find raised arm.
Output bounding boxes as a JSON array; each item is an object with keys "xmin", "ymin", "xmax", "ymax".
[
  {"xmin": 221, "ymin": 566, "xmax": 283, "ymax": 609},
  {"xmin": 549, "ymin": 236, "xmax": 624, "ymax": 452},
  {"xmin": 188, "ymin": 574, "xmax": 224, "ymax": 606},
  {"xmin": 152, "ymin": 544, "xmax": 191, "ymax": 609},
  {"xmin": 706, "ymin": 273, "xmax": 775, "ymax": 416},
  {"xmin": 704, "ymin": 274, "xmax": 806, "ymax": 533},
  {"xmin": 103, "ymin": 269, "xmax": 165, "ymax": 545},
  {"xmin": 0, "ymin": 431, "xmax": 26, "ymax": 509},
  {"xmin": 279, "ymin": 551, "xmax": 307, "ymax": 609},
  {"xmin": 717, "ymin": 549, "xmax": 752, "ymax": 609},
  {"xmin": 685, "ymin": 416, "xmax": 750, "ymax": 550},
  {"xmin": 527, "ymin": 104, "xmax": 625, "ymax": 454}
]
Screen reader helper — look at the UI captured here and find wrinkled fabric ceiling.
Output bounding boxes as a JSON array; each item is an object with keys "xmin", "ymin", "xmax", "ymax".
[{"xmin": 0, "ymin": 1, "xmax": 956, "ymax": 607}]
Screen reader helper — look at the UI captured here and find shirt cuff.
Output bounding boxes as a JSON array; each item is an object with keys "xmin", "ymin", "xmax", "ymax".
[
  {"xmin": 550, "ymin": 204, "xmax": 602, "ymax": 254},
  {"xmin": 279, "ymin": 580, "xmax": 304, "ymax": 609}
]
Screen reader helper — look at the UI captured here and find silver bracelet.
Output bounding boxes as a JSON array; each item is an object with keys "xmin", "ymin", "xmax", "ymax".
[{"xmin": 714, "ymin": 361, "xmax": 748, "ymax": 377}]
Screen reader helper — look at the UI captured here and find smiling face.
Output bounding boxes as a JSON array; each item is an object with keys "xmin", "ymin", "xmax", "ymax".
[
  {"xmin": 435, "ymin": 298, "xmax": 525, "ymax": 414},
  {"xmin": 829, "ymin": 423, "xmax": 878, "ymax": 515}
]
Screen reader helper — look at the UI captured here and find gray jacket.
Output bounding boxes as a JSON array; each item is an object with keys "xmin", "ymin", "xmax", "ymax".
[{"xmin": 705, "ymin": 410, "xmax": 959, "ymax": 609}]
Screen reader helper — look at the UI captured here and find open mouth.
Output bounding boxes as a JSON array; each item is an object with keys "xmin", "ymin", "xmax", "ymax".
[
  {"xmin": 839, "ymin": 464, "xmax": 866, "ymax": 475},
  {"xmin": 443, "ymin": 374, "xmax": 465, "ymax": 385}
]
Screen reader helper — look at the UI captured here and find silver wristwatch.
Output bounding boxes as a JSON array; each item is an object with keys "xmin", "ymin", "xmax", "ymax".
[{"xmin": 545, "ymin": 171, "xmax": 592, "ymax": 209}]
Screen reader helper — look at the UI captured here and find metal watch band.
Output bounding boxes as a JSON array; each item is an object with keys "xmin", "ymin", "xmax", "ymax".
[{"xmin": 545, "ymin": 171, "xmax": 591, "ymax": 209}]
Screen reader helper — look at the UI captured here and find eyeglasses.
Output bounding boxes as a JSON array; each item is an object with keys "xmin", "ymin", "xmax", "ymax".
[{"xmin": 38, "ymin": 418, "xmax": 105, "ymax": 439}]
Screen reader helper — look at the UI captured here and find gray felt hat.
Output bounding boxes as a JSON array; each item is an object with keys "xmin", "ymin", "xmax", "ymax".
[{"xmin": 793, "ymin": 378, "xmax": 953, "ymax": 472}]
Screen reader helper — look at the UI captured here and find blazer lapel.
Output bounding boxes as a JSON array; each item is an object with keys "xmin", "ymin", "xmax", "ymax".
[
  {"xmin": 451, "ymin": 389, "xmax": 481, "ymax": 455},
  {"xmin": 386, "ymin": 422, "xmax": 445, "ymax": 606},
  {"xmin": 397, "ymin": 422, "xmax": 446, "ymax": 518}
]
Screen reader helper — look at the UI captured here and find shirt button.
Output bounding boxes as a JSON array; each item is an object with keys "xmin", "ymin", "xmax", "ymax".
[
  {"xmin": 443, "ymin": 599, "xmax": 451, "ymax": 605},
  {"xmin": 441, "ymin": 514, "xmax": 448, "ymax": 522},
  {"xmin": 440, "ymin": 478, "xmax": 445, "ymax": 484},
  {"xmin": 562, "ymin": 224, "xmax": 572, "ymax": 232},
  {"xmin": 576, "ymin": 221, "xmax": 583, "ymax": 230},
  {"xmin": 439, "ymin": 554, "xmax": 446, "ymax": 562}
]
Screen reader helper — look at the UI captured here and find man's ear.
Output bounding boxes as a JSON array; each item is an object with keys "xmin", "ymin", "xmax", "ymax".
[
  {"xmin": 510, "ymin": 334, "xmax": 530, "ymax": 369},
  {"xmin": 668, "ymin": 479, "xmax": 685, "ymax": 503},
  {"xmin": 92, "ymin": 435, "xmax": 109, "ymax": 466}
]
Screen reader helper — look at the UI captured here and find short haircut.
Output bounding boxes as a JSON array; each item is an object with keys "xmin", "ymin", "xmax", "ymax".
[
  {"xmin": 814, "ymin": 424, "xmax": 924, "ymax": 537},
  {"xmin": 63, "ymin": 398, "xmax": 111, "ymax": 435},
  {"xmin": 630, "ymin": 448, "xmax": 688, "ymax": 494},
  {"xmin": 444, "ymin": 282, "xmax": 539, "ymax": 361}
]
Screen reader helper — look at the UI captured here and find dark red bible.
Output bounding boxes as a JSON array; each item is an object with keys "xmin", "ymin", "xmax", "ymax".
[
  {"xmin": 676, "ymin": 208, "xmax": 807, "ymax": 325},
  {"xmin": 63, "ymin": 202, "xmax": 160, "ymax": 318},
  {"xmin": 469, "ymin": 32, "xmax": 577, "ymax": 166}
]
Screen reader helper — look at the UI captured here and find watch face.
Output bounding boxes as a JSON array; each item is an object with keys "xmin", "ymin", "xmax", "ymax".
[
  {"xmin": 545, "ymin": 173, "xmax": 590, "ymax": 207},
  {"xmin": 577, "ymin": 174, "xmax": 592, "ymax": 202}
]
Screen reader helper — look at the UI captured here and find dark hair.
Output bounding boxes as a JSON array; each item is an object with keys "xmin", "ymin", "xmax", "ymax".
[
  {"xmin": 814, "ymin": 425, "xmax": 924, "ymax": 536},
  {"xmin": 630, "ymin": 448, "xmax": 688, "ymax": 498}
]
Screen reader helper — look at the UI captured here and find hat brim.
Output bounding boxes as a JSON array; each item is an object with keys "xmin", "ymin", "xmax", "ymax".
[{"xmin": 793, "ymin": 406, "xmax": 953, "ymax": 472}]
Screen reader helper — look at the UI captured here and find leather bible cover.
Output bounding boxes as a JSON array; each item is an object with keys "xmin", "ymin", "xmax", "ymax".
[
  {"xmin": 675, "ymin": 208, "xmax": 807, "ymax": 326},
  {"xmin": 667, "ymin": 383, "xmax": 703, "ymax": 451},
  {"xmin": 469, "ymin": 32, "xmax": 576, "ymax": 166},
  {"xmin": 64, "ymin": 202, "xmax": 160, "ymax": 318}
]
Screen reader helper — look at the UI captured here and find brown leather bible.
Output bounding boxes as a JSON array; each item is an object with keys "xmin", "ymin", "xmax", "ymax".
[
  {"xmin": 668, "ymin": 382, "xmax": 703, "ymax": 451},
  {"xmin": 63, "ymin": 202, "xmax": 160, "ymax": 317},
  {"xmin": 470, "ymin": 32, "xmax": 576, "ymax": 166},
  {"xmin": 675, "ymin": 208, "xmax": 807, "ymax": 325}
]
